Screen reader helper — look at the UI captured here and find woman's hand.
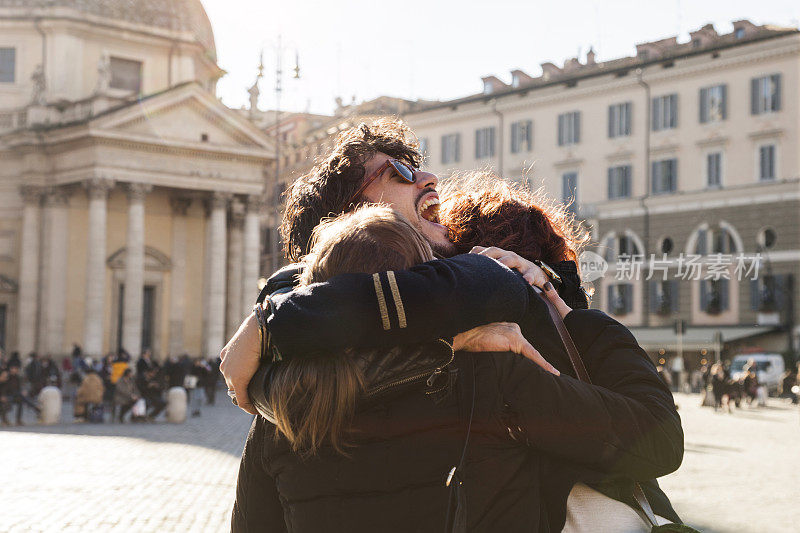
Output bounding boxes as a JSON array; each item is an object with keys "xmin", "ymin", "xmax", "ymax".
[
  {"xmin": 469, "ymin": 246, "xmax": 549, "ymax": 288},
  {"xmin": 219, "ymin": 310, "xmax": 262, "ymax": 415},
  {"xmin": 541, "ymin": 281, "xmax": 572, "ymax": 319},
  {"xmin": 454, "ymin": 322, "xmax": 560, "ymax": 376}
]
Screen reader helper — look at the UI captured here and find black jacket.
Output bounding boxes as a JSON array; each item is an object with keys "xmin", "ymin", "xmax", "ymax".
[{"xmin": 233, "ymin": 256, "xmax": 683, "ymax": 532}]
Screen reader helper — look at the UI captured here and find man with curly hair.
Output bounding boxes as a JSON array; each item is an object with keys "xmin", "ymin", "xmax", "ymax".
[{"xmin": 222, "ymin": 117, "xmax": 560, "ymax": 412}]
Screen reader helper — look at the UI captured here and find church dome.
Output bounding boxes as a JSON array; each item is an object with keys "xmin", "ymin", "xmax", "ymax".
[{"xmin": 0, "ymin": 0, "xmax": 216, "ymax": 60}]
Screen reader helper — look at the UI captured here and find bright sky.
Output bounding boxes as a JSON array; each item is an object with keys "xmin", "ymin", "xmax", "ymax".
[{"xmin": 203, "ymin": 0, "xmax": 800, "ymax": 116}]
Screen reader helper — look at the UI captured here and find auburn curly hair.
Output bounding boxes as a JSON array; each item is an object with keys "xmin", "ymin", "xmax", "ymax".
[
  {"xmin": 439, "ymin": 171, "xmax": 589, "ymax": 268},
  {"xmin": 280, "ymin": 118, "xmax": 422, "ymax": 261}
]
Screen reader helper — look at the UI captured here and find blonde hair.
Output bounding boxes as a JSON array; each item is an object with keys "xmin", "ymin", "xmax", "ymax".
[{"xmin": 269, "ymin": 205, "xmax": 434, "ymax": 456}]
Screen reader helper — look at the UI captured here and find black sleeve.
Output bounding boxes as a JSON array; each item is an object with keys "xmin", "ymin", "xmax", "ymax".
[
  {"xmin": 497, "ymin": 309, "xmax": 683, "ymax": 480},
  {"xmin": 231, "ymin": 416, "xmax": 287, "ymax": 533},
  {"xmin": 266, "ymin": 254, "xmax": 531, "ymax": 359},
  {"xmin": 550, "ymin": 260, "xmax": 589, "ymax": 310}
]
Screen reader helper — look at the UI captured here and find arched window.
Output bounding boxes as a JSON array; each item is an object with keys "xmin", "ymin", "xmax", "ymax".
[
  {"xmin": 692, "ymin": 224, "xmax": 740, "ymax": 255},
  {"xmin": 602, "ymin": 230, "xmax": 644, "ymax": 262}
]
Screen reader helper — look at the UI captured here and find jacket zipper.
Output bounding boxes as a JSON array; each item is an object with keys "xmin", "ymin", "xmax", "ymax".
[
  {"xmin": 426, "ymin": 338, "xmax": 455, "ymax": 386},
  {"xmin": 363, "ymin": 338, "xmax": 455, "ymax": 399}
]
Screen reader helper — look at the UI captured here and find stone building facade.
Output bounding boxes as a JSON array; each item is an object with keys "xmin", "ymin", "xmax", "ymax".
[
  {"xmin": 404, "ymin": 20, "xmax": 800, "ymax": 361},
  {"xmin": 0, "ymin": 1, "xmax": 274, "ymax": 360}
]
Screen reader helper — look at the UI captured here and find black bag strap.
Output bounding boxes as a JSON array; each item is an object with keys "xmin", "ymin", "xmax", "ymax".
[
  {"xmin": 535, "ymin": 287, "xmax": 660, "ymax": 529},
  {"xmin": 444, "ymin": 356, "xmax": 476, "ymax": 533}
]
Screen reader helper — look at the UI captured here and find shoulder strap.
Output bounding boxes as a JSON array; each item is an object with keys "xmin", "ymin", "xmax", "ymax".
[{"xmin": 534, "ymin": 287, "xmax": 660, "ymax": 528}]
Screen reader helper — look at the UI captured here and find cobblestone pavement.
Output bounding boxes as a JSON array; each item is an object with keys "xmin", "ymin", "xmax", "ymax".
[
  {"xmin": 0, "ymin": 395, "xmax": 253, "ymax": 532},
  {"xmin": 2, "ymin": 391, "xmax": 799, "ymax": 532},
  {"xmin": 660, "ymin": 393, "xmax": 800, "ymax": 533}
]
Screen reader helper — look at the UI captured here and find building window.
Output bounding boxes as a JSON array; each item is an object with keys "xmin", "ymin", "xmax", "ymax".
[
  {"xmin": 650, "ymin": 280, "xmax": 678, "ymax": 315},
  {"xmin": 750, "ymin": 274, "xmax": 788, "ymax": 312},
  {"xmin": 510, "ymin": 120, "xmax": 532, "ymax": 153},
  {"xmin": 759, "ymin": 144, "xmax": 776, "ymax": 181},
  {"xmin": 475, "ymin": 127, "xmax": 496, "ymax": 159},
  {"xmin": 751, "ymin": 74, "xmax": 781, "ymax": 115},
  {"xmin": 441, "ymin": 133, "xmax": 461, "ymax": 164},
  {"xmin": 607, "ymin": 164, "xmax": 631, "ymax": 199},
  {"xmin": 562, "ymin": 172, "xmax": 578, "ymax": 212},
  {"xmin": 603, "ymin": 233, "xmax": 642, "ymax": 263},
  {"xmin": 660, "ymin": 237, "xmax": 674, "ymax": 255},
  {"xmin": 700, "ymin": 279, "xmax": 729, "ymax": 315},
  {"xmin": 0, "ymin": 47, "xmax": 15, "ymax": 83},
  {"xmin": 418, "ymin": 138, "xmax": 429, "ymax": 159},
  {"xmin": 695, "ymin": 226, "xmax": 737, "ymax": 255},
  {"xmin": 651, "ymin": 94, "xmax": 678, "ymax": 131},
  {"xmin": 735, "ymin": 28, "xmax": 745, "ymax": 39},
  {"xmin": 706, "ymin": 152, "xmax": 722, "ymax": 188},
  {"xmin": 651, "ymin": 158, "xmax": 677, "ymax": 194},
  {"xmin": 608, "ymin": 102, "xmax": 632, "ymax": 138},
  {"xmin": 608, "ymin": 283, "xmax": 633, "ymax": 315},
  {"xmin": 110, "ymin": 56, "xmax": 142, "ymax": 93},
  {"xmin": 557, "ymin": 111, "xmax": 580, "ymax": 146},
  {"xmin": 699, "ymin": 84, "xmax": 727, "ymax": 123}
]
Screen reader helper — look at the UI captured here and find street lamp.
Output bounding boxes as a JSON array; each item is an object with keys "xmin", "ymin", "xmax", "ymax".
[{"xmin": 265, "ymin": 36, "xmax": 301, "ymax": 274}]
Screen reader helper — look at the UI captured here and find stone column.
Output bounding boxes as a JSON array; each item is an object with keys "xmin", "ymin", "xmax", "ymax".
[
  {"xmin": 226, "ymin": 202, "xmax": 245, "ymax": 340},
  {"xmin": 204, "ymin": 191, "xmax": 230, "ymax": 357},
  {"xmin": 168, "ymin": 197, "xmax": 191, "ymax": 356},
  {"xmin": 16, "ymin": 186, "xmax": 42, "ymax": 355},
  {"xmin": 82, "ymin": 178, "xmax": 113, "ymax": 357},
  {"xmin": 37, "ymin": 188, "xmax": 69, "ymax": 355},
  {"xmin": 121, "ymin": 183, "xmax": 151, "ymax": 359},
  {"xmin": 241, "ymin": 195, "xmax": 262, "ymax": 316}
]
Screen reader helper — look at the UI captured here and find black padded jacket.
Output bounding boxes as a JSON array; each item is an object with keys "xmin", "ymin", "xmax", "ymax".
[{"xmin": 231, "ymin": 256, "xmax": 683, "ymax": 532}]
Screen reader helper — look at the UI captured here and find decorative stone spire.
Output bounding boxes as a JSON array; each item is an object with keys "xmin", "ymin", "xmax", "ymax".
[{"xmin": 248, "ymin": 50, "xmax": 264, "ymax": 119}]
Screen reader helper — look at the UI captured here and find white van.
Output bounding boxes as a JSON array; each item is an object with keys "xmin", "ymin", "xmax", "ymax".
[{"xmin": 729, "ymin": 353, "xmax": 786, "ymax": 395}]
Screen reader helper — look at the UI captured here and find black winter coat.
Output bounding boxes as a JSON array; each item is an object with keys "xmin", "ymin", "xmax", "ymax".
[{"xmin": 232, "ymin": 256, "xmax": 683, "ymax": 532}]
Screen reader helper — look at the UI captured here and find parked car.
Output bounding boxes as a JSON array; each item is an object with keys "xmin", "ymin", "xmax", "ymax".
[{"xmin": 730, "ymin": 353, "xmax": 785, "ymax": 395}]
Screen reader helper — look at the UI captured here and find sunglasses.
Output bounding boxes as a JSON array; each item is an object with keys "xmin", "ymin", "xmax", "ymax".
[{"xmin": 348, "ymin": 158, "xmax": 417, "ymax": 205}]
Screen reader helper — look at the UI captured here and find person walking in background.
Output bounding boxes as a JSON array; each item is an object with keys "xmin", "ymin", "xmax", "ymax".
[
  {"xmin": 205, "ymin": 356, "xmax": 221, "ymax": 406},
  {"xmin": 114, "ymin": 369, "xmax": 140, "ymax": 423},
  {"xmin": 135, "ymin": 350, "xmax": 155, "ymax": 388},
  {"xmin": 74, "ymin": 368, "xmax": 104, "ymax": 422},
  {"xmin": 5, "ymin": 364, "xmax": 40, "ymax": 425},
  {"xmin": 8, "ymin": 351, "xmax": 21, "ymax": 369},
  {"xmin": 25, "ymin": 353, "xmax": 44, "ymax": 398},
  {"xmin": 711, "ymin": 363, "xmax": 728, "ymax": 413},
  {"xmin": 0, "ymin": 367, "xmax": 12, "ymax": 426},
  {"xmin": 186, "ymin": 359, "xmax": 209, "ymax": 417},
  {"xmin": 141, "ymin": 367, "xmax": 167, "ymax": 422},
  {"xmin": 164, "ymin": 356, "xmax": 186, "ymax": 389},
  {"xmin": 41, "ymin": 356, "xmax": 61, "ymax": 389}
]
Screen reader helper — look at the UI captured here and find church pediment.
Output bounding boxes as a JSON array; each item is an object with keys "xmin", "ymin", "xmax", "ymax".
[
  {"xmin": 90, "ymin": 82, "xmax": 275, "ymax": 153},
  {"xmin": 107, "ymin": 246, "xmax": 172, "ymax": 272}
]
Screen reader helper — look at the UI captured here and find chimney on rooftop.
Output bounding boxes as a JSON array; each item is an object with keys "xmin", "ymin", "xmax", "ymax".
[
  {"xmin": 586, "ymin": 47, "xmax": 596, "ymax": 65},
  {"xmin": 481, "ymin": 75, "xmax": 508, "ymax": 95},
  {"xmin": 563, "ymin": 57, "xmax": 582, "ymax": 72},
  {"xmin": 510, "ymin": 69, "xmax": 535, "ymax": 88},
  {"xmin": 540, "ymin": 62, "xmax": 561, "ymax": 80},
  {"xmin": 732, "ymin": 20, "xmax": 757, "ymax": 39}
]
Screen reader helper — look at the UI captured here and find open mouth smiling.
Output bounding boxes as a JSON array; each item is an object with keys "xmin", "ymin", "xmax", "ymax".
[{"xmin": 417, "ymin": 195, "xmax": 441, "ymax": 224}]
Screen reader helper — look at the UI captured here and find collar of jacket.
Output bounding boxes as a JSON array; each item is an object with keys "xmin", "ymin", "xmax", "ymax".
[{"xmin": 248, "ymin": 339, "xmax": 455, "ymax": 425}]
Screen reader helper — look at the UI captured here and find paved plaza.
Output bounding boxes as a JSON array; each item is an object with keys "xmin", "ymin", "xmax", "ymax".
[{"xmin": 1, "ymin": 392, "xmax": 799, "ymax": 532}]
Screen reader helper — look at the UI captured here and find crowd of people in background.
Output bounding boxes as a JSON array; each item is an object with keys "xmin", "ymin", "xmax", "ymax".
[
  {"xmin": 697, "ymin": 358, "xmax": 799, "ymax": 412},
  {"xmin": 0, "ymin": 343, "xmax": 221, "ymax": 426},
  {"xmin": 652, "ymin": 354, "xmax": 800, "ymax": 414}
]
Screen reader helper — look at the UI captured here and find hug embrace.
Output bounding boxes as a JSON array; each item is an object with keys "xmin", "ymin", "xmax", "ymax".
[{"xmin": 221, "ymin": 118, "xmax": 690, "ymax": 533}]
